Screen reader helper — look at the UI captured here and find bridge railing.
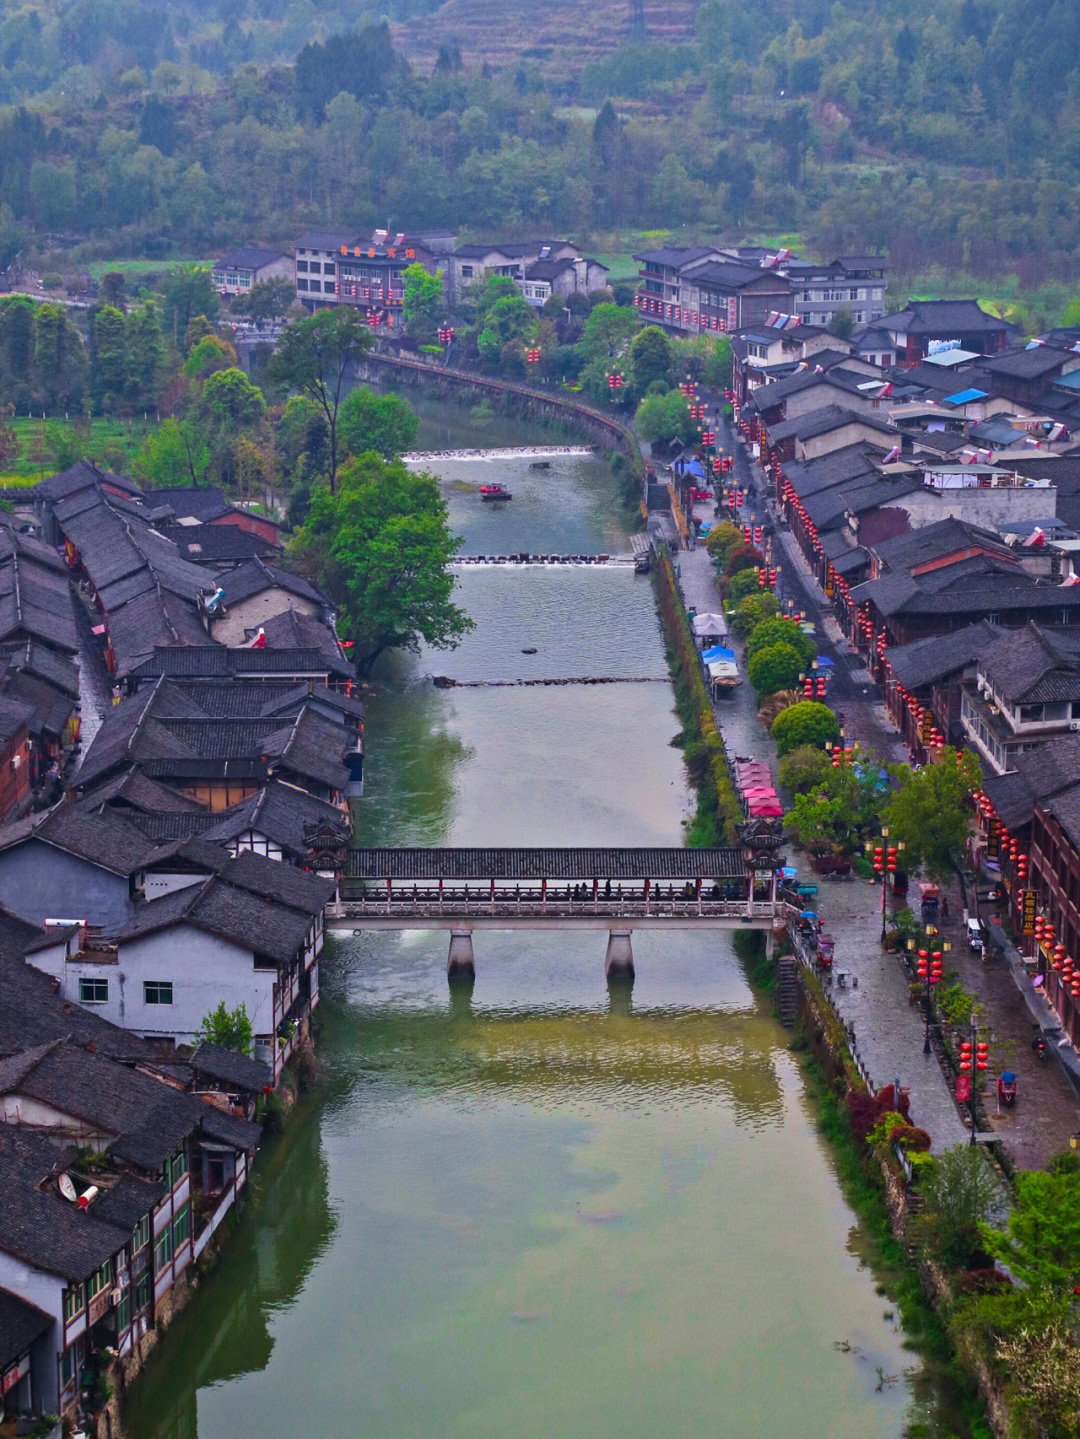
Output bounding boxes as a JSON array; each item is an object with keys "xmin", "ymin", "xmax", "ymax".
[{"xmin": 332, "ymin": 889, "xmax": 797, "ymax": 923}]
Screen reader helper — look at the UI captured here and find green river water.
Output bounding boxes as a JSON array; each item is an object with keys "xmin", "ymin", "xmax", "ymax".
[{"xmin": 123, "ymin": 409, "xmax": 965, "ymax": 1439}]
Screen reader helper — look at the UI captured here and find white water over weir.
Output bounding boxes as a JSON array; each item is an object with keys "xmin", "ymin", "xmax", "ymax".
[{"xmin": 403, "ymin": 445, "xmax": 595, "ymax": 462}]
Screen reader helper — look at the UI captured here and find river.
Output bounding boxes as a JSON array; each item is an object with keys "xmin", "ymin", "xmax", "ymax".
[{"xmin": 124, "ymin": 412, "xmax": 962, "ymax": 1439}]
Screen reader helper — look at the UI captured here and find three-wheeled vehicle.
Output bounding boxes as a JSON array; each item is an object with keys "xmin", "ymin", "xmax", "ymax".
[
  {"xmin": 966, "ymin": 917, "xmax": 985, "ymax": 952},
  {"xmin": 817, "ymin": 933, "xmax": 835, "ymax": 970},
  {"xmin": 919, "ymin": 881, "xmax": 940, "ymax": 923},
  {"xmin": 997, "ymin": 1072, "xmax": 1017, "ymax": 1107}
]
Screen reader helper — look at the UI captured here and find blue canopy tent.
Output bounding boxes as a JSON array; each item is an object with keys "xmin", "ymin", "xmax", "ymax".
[{"xmin": 701, "ymin": 645, "xmax": 735, "ymax": 663}]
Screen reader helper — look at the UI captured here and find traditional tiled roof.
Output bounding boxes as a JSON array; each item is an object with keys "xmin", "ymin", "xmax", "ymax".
[
  {"xmin": 0, "ymin": 552, "xmax": 80, "ymax": 654},
  {"xmin": 0, "ymin": 637, "xmax": 79, "ymax": 696},
  {"xmin": 164, "ymin": 524, "xmax": 279, "ymax": 564},
  {"xmin": 111, "ymin": 874, "xmax": 319, "ymax": 965},
  {"xmin": 255, "ymin": 610, "xmax": 353, "ymax": 675},
  {"xmin": 190, "ymin": 1042, "xmax": 271, "ymax": 1093},
  {"xmin": 879, "ymin": 299, "xmax": 1013, "ymax": 335},
  {"xmin": 872, "ymin": 518, "xmax": 1015, "ymax": 575},
  {"xmin": 345, "ymin": 848, "xmax": 745, "ymax": 880},
  {"xmin": 767, "ymin": 404, "xmax": 897, "ymax": 446},
  {"xmin": 215, "ymin": 247, "xmax": 289, "ymax": 272},
  {"xmin": 218, "ymin": 558, "xmax": 328, "ymax": 610},
  {"xmin": 979, "ymin": 623, "xmax": 1080, "ymax": 703},
  {"xmin": 0, "ymin": 1287, "xmax": 52, "ymax": 1370},
  {"xmin": 886, "ymin": 621, "xmax": 1000, "ymax": 690},
  {"xmin": 0, "ymin": 1126, "xmax": 127, "ymax": 1282},
  {"xmin": 128, "ymin": 644, "xmax": 341, "ymax": 681},
  {"xmin": 0, "ymin": 799, "xmax": 166, "ymax": 876},
  {"xmin": 148, "ymin": 486, "xmax": 231, "ymax": 522}
]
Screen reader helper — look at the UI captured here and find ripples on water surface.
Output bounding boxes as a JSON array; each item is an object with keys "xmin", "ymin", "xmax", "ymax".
[{"xmin": 122, "ymin": 442, "xmax": 962, "ymax": 1439}]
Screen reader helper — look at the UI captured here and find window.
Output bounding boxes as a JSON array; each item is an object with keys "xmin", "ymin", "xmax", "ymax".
[
  {"xmin": 64, "ymin": 1284, "xmax": 84, "ymax": 1322},
  {"xmin": 61, "ymin": 1345, "xmax": 78, "ymax": 1387},
  {"xmin": 211, "ymin": 271, "xmax": 224, "ymax": 286},
  {"xmin": 135, "ymin": 1272, "xmax": 151, "ymax": 1313},
  {"xmin": 239, "ymin": 274, "xmax": 251, "ymax": 287},
  {"xmin": 323, "ymin": 281, "xmax": 336, "ymax": 293},
  {"xmin": 461, "ymin": 265, "xmax": 474, "ymax": 278},
  {"xmin": 117, "ymin": 1290, "xmax": 131, "ymax": 1331},
  {"xmin": 296, "ymin": 260, "xmax": 308, "ymax": 272},
  {"xmin": 170, "ymin": 1150, "xmax": 188, "ymax": 1186},
  {"xmin": 173, "ymin": 1203, "xmax": 190, "ymax": 1248},
  {"xmin": 79, "ymin": 977, "xmax": 108, "ymax": 1004},
  {"xmin": 133, "ymin": 1214, "xmax": 150, "ymax": 1253},
  {"xmin": 86, "ymin": 1258, "xmax": 112, "ymax": 1302},
  {"xmin": 144, "ymin": 981, "xmax": 173, "ymax": 1005},
  {"xmin": 154, "ymin": 1226, "xmax": 172, "ymax": 1274},
  {"xmin": 297, "ymin": 279, "xmax": 308, "ymax": 291}
]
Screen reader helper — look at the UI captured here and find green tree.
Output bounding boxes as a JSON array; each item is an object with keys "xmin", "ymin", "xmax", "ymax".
[
  {"xmin": 160, "ymin": 264, "xmax": 220, "ymax": 342},
  {"xmin": 745, "ymin": 616, "xmax": 816, "ymax": 670},
  {"xmin": 126, "ymin": 303, "xmax": 162, "ymax": 408},
  {"xmin": 884, "ymin": 747, "xmax": 982, "ymax": 879},
  {"xmin": 726, "ymin": 568, "xmax": 762, "ymax": 603},
  {"xmin": 705, "ymin": 519, "xmax": 745, "ymax": 564},
  {"xmin": 477, "ymin": 293, "xmax": 535, "ymax": 367},
  {"xmin": 402, "ymin": 262, "xmax": 444, "ymax": 342},
  {"xmin": 634, "ymin": 390, "xmax": 697, "ymax": 446},
  {"xmin": 200, "ymin": 367, "xmax": 266, "ymax": 429},
  {"xmin": 184, "ymin": 334, "xmax": 237, "ymax": 380},
  {"xmin": 199, "ymin": 1001, "xmax": 253, "ymax": 1054},
  {"xmin": 746, "ymin": 641, "xmax": 802, "ymax": 699},
  {"xmin": 89, "ymin": 305, "xmax": 128, "ymax": 412},
  {"xmin": 338, "ymin": 386, "xmax": 418, "ymax": 460},
  {"xmin": 234, "ymin": 276, "xmax": 295, "ymax": 322},
  {"xmin": 629, "ymin": 325, "xmax": 671, "ymax": 390},
  {"xmin": 290, "ymin": 452, "xmax": 473, "ymax": 675},
  {"xmin": 134, "ymin": 417, "xmax": 210, "ymax": 487},
  {"xmin": 270, "ymin": 308, "xmax": 374, "ymax": 491},
  {"xmin": 581, "ymin": 301, "xmax": 638, "ymax": 360},
  {"xmin": 771, "ymin": 701, "xmax": 839, "ymax": 756},
  {"xmin": 919, "ymin": 1144, "xmax": 999, "ymax": 1269},
  {"xmin": 777, "ymin": 744, "xmax": 832, "ymax": 794},
  {"xmin": 982, "ymin": 1169, "xmax": 1080, "ymax": 1293},
  {"xmin": 731, "ymin": 592, "xmax": 779, "ymax": 639}
]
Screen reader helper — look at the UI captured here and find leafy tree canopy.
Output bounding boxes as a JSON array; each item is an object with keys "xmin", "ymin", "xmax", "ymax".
[
  {"xmin": 289, "ymin": 452, "xmax": 472, "ymax": 675},
  {"xmin": 771, "ymin": 700, "xmax": 839, "ymax": 756},
  {"xmin": 199, "ymin": 1001, "xmax": 253, "ymax": 1054},
  {"xmin": 338, "ymin": 386, "xmax": 418, "ymax": 460},
  {"xmin": 885, "ymin": 747, "xmax": 982, "ymax": 879}
]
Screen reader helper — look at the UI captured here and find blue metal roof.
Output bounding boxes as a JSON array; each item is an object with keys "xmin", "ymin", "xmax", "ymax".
[{"xmin": 943, "ymin": 387, "xmax": 989, "ymax": 405}]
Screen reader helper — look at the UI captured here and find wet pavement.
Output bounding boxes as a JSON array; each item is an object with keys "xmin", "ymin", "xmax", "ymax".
[
  {"xmin": 71, "ymin": 590, "xmax": 114, "ymax": 770},
  {"xmin": 668, "ymin": 420, "xmax": 1080, "ymax": 1167}
]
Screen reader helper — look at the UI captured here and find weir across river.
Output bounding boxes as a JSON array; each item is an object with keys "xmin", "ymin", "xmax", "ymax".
[{"xmin": 329, "ymin": 843, "xmax": 795, "ymax": 981}]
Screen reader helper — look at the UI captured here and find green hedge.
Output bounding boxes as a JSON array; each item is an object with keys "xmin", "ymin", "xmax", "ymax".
[{"xmin": 653, "ymin": 552, "xmax": 743, "ymax": 845}]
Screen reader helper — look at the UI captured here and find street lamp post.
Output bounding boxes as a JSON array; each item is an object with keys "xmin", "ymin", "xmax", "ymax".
[
  {"xmin": 868, "ymin": 830, "xmax": 904, "ymax": 943},
  {"xmin": 958, "ymin": 1025, "xmax": 990, "ymax": 1144},
  {"xmin": 916, "ymin": 946, "xmax": 944, "ymax": 1053}
]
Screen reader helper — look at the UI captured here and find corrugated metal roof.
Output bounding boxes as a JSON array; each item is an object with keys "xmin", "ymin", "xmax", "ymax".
[{"xmin": 346, "ymin": 848, "xmax": 744, "ymax": 880}]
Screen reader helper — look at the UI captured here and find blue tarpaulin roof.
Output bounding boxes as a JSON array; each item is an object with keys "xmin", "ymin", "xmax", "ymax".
[
  {"xmin": 682, "ymin": 457, "xmax": 705, "ymax": 478},
  {"xmin": 701, "ymin": 645, "xmax": 735, "ymax": 662},
  {"xmin": 944, "ymin": 387, "xmax": 989, "ymax": 405}
]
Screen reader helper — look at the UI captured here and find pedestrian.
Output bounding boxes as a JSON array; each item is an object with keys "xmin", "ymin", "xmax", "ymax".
[{"xmin": 942, "ymin": 895, "xmax": 949, "ymax": 919}]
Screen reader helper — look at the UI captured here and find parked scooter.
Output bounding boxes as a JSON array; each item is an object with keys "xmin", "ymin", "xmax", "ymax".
[{"xmin": 1032, "ymin": 1028, "xmax": 1048, "ymax": 1060}]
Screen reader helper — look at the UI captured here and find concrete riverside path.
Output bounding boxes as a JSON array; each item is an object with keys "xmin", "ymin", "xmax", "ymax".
[{"xmin": 675, "ymin": 506, "xmax": 968, "ymax": 1151}]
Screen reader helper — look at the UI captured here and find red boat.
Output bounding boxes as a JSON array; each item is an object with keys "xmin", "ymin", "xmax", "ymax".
[{"xmin": 480, "ymin": 483, "xmax": 513, "ymax": 502}]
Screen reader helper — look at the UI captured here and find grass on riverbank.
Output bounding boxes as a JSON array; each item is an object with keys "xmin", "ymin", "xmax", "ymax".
[{"xmin": 0, "ymin": 415, "xmax": 154, "ymax": 483}]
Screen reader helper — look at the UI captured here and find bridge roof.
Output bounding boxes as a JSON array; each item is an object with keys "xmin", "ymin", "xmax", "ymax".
[{"xmin": 346, "ymin": 848, "xmax": 744, "ymax": 880}]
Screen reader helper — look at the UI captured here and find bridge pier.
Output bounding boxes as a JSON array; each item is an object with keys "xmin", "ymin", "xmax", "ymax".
[
  {"xmin": 447, "ymin": 930, "xmax": 476, "ymax": 983},
  {"xmin": 604, "ymin": 930, "xmax": 634, "ymax": 985}
]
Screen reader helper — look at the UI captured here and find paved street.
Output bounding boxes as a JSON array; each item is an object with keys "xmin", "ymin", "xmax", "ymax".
[{"xmin": 668, "ymin": 419, "xmax": 1080, "ymax": 1165}]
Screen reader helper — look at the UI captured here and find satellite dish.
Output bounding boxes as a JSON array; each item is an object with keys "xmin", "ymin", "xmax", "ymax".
[{"xmin": 58, "ymin": 1173, "xmax": 77, "ymax": 1202}]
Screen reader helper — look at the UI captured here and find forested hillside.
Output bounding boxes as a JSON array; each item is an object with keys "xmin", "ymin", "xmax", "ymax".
[{"xmin": 0, "ymin": 0, "xmax": 1077, "ymax": 314}]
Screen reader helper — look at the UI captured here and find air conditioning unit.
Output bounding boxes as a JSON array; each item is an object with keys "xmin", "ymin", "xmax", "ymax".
[
  {"xmin": 109, "ymin": 1288, "xmax": 123, "ymax": 1306},
  {"xmin": 1069, "ymin": 722, "xmax": 1080, "ymax": 732}
]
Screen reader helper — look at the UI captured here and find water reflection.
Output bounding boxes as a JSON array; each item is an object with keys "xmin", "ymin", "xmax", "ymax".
[{"xmin": 124, "ymin": 1100, "xmax": 335, "ymax": 1439}]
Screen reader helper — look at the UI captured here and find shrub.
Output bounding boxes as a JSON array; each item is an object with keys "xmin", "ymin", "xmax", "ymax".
[
  {"xmin": 889, "ymin": 1124, "xmax": 932, "ymax": 1152},
  {"xmin": 771, "ymin": 701, "xmax": 840, "ymax": 756},
  {"xmin": 725, "ymin": 542, "xmax": 765, "ymax": 577},
  {"xmin": 778, "ymin": 744, "xmax": 832, "ymax": 794},
  {"xmin": 746, "ymin": 640, "xmax": 803, "ymax": 698},
  {"xmin": 726, "ymin": 566, "xmax": 762, "ymax": 602},
  {"xmin": 745, "ymin": 616, "xmax": 816, "ymax": 670},
  {"xmin": 731, "ymin": 591, "xmax": 779, "ymax": 639}
]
